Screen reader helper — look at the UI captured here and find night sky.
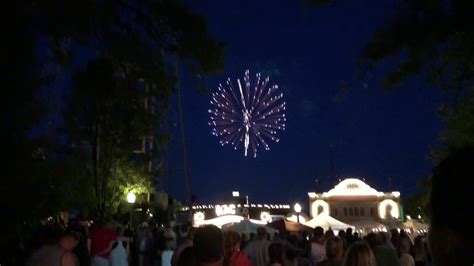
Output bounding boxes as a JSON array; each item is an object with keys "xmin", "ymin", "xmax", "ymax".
[
  {"xmin": 39, "ymin": 0, "xmax": 449, "ymax": 209},
  {"xmin": 165, "ymin": 0, "xmax": 448, "ymax": 207}
]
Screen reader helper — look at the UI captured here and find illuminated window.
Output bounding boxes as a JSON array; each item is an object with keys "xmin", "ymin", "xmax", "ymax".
[
  {"xmin": 318, "ymin": 206, "xmax": 323, "ymax": 215},
  {"xmin": 343, "ymin": 207, "xmax": 348, "ymax": 216}
]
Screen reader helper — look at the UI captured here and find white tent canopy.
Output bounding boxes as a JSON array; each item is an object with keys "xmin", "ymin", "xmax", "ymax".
[
  {"xmin": 222, "ymin": 219, "xmax": 278, "ymax": 236},
  {"xmin": 196, "ymin": 215, "xmax": 244, "ymax": 228},
  {"xmin": 304, "ymin": 214, "xmax": 354, "ymax": 231}
]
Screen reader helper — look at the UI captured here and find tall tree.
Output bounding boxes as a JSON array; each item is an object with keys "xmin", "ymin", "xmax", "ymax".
[
  {"xmin": 55, "ymin": 0, "xmax": 225, "ymax": 218},
  {"xmin": 1, "ymin": 0, "xmax": 225, "ymax": 236}
]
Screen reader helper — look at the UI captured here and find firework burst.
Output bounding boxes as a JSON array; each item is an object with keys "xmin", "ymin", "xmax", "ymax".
[{"xmin": 208, "ymin": 70, "xmax": 286, "ymax": 158}]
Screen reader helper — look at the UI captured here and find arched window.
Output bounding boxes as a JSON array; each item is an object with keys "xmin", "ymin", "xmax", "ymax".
[
  {"xmin": 317, "ymin": 206, "xmax": 324, "ymax": 215},
  {"xmin": 385, "ymin": 204, "xmax": 393, "ymax": 219}
]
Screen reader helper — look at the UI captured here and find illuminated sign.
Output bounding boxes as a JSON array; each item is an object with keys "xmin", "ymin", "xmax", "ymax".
[{"xmin": 215, "ymin": 204, "xmax": 236, "ymax": 216}]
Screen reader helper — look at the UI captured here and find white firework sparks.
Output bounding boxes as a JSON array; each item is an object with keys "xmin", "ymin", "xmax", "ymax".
[{"xmin": 208, "ymin": 70, "xmax": 286, "ymax": 157}]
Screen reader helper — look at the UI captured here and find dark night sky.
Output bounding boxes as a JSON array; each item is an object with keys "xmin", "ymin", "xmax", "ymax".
[
  {"xmin": 39, "ymin": 0, "xmax": 449, "ymax": 210},
  {"xmin": 165, "ymin": 0, "xmax": 448, "ymax": 207}
]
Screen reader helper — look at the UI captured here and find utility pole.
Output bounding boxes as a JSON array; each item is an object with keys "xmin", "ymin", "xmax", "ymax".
[{"xmin": 175, "ymin": 58, "xmax": 192, "ymax": 206}]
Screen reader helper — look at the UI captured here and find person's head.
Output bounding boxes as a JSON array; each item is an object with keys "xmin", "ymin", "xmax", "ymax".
[
  {"xmin": 324, "ymin": 229, "xmax": 335, "ymax": 240},
  {"xmin": 249, "ymin": 232, "xmax": 256, "ymax": 240},
  {"xmin": 346, "ymin": 227, "xmax": 353, "ymax": 236},
  {"xmin": 325, "ymin": 237, "xmax": 344, "ymax": 260},
  {"xmin": 428, "ymin": 147, "xmax": 474, "ymax": 266},
  {"xmin": 257, "ymin": 227, "xmax": 267, "ymax": 240},
  {"xmin": 313, "ymin": 226, "xmax": 324, "ymax": 239},
  {"xmin": 268, "ymin": 243, "xmax": 285, "ymax": 264},
  {"xmin": 380, "ymin": 231, "xmax": 391, "ymax": 243},
  {"xmin": 343, "ymin": 242, "xmax": 376, "ymax": 266},
  {"xmin": 58, "ymin": 231, "xmax": 79, "ymax": 251},
  {"xmin": 224, "ymin": 230, "xmax": 241, "ymax": 256},
  {"xmin": 338, "ymin": 230, "xmax": 346, "ymax": 239},
  {"xmin": 399, "ymin": 229, "xmax": 408, "ymax": 239},
  {"xmin": 365, "ymin": 233, "xmax": 382, "ymax": 249},
  {"xmin": 193, "ymin": 225, "xmax": 224, "ymax": 265},
  {"xmin": 389, "ymin": 229, "xmax": 399, "ymax": 238}
]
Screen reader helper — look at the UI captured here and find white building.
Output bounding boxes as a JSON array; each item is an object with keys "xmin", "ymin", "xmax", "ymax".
[{"xmin": 308, "ymin": 178, "xmax": 401, "ymax": 227}]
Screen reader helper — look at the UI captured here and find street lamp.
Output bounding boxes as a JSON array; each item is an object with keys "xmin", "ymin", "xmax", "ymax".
[
  {"xmin": 294, "ymin": 203, "xmax": 302, "ymax": 223},
  {"xmin": 127, "ymin": 192, "xmax": 136, "ymax": 229},
  {"xmin": 127, "ymin": 192, "xmax": 136, "ymax": 204}
]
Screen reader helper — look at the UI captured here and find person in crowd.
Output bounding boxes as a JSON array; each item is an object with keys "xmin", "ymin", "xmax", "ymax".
[
  {"xmin": 412, "ymin": 236, "xmax": 426, "ymax": 266},
  {"xmin": 243, "ymin": 227, "xmax": 271, "ymax": 266},
  {"xmin": 428, "ymin": 147, "xmax": 474, "ymax": 265},
  {"xmin": 224, "ymin": 230, "xmax": 252, "ymax": 266},
  {"xmin": 319, "ymin": 237, "xmax": 344, "ymax": 266},
  {"xmin": 397, "ymin": 237, "xmax": 415, "ymax": 266},
  {"xmin": 399, "ymin": 230, "xmax": 413, "ymax": 248},
  {"xmin": 345, "ymin": 228, "xmax": 356, "ymax": 247},
  {"xmin": 366, "ymin": 233, "xmax": 399, "ymax": 266},
  {"xmin": 324, "ymin": 229, "xmax": 335, "ymax": 242},
  {"xmin": 380, "ymin": 231, "xmax": 395, "ymax": 250},
  {"xmin": 164, "ymin": 225, "xmax": 177, "ymax": 250},
  {"xmin": 343, "ymin": 242, "xmax": 376, "ymax": 266},
  {"xmin": 110, "ymin": 226, "xmax": 130, "ymax": 266},
  {"xmin": 389, "ymin": 229, "xmax": 400, "ymax": 251},
  {"xmin": 28, "ymin": 230, "xmax": 79, "ymax": 266},
  {"xmin": 176, "ymin": 246, "xmax": 197, "ymax": 266},
  {"xmin": 352, "ymin": 232, "xmax": 361, "ymax": 243},
  {"xmin": 268, "ymin": 242, "xmax": 285, "ymax": 266},
  {"xmin": 193, "ymin": 225, "xmax": 224, "ymax": 266},
  {"xmin": 161, "ymin": 237, "xmax": 174, "ymax": 266},
  {"xmin": 66, "ymin": 217, "xmax": 89, "ymax": 266},
  {"xmin": 171, "ymin": 227, "xmax": 195, "ymax": 266},
  {"xmin": 135, "ymin": 222, "xmax": 153, "ymax": 266},
  {"xmin": 285, "ymin": 234, "xmax": 301, "ymax": 266},
  {"xmin": 309, "ymin": 226, "xmax": 326, "ymax": 265},
  {"xmin": 337, "ymin": 230, "xmax": 348, "ymax": 251},
  {"xmin": 90, "ymin": 220, "xmax": 118, "ymax": 266},
  {"xmin": 249, "ymin": 233, "xmax": 256, "ymax": 241}
]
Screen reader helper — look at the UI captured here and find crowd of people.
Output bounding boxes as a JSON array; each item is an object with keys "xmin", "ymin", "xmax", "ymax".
[{"xmin": 26, "ymin": 147, "xmax": 473, "ymax": 266}]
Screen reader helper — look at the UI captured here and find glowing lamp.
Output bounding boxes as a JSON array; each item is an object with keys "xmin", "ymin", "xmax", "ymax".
[
  {"xmin": 232, "ymin": 191, "xmax": 240, "ymax": 197},
  {"xmin": 127, "ymin": 192, "xmax": 136, "ymax": 203},
  {"xmin": 294, "ymin": 203, "xmax": 302, "ymax": 213}
]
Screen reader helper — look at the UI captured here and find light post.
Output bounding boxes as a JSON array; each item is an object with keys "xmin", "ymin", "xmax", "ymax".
[
  {"xmin": 127, "ymin": 192, "xmax": 136, "ymax": 229},
  {"xmin": 294, "ymin": 203, "xmax": 302, "ymax": 223}
]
